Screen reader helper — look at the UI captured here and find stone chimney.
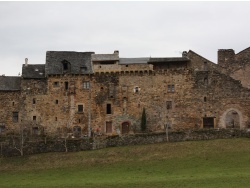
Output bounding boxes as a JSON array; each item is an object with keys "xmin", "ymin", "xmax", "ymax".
[
  {"xmin": 218, "ymin": 49, "xmax": 235, "ymax": 67},
  {"xmin": 114, "ymin": 50, "xmax": 119, "ymax": 55},
  {"xmin": 25, "ymin": 58, "xmax": 28, "ymax": 66}
]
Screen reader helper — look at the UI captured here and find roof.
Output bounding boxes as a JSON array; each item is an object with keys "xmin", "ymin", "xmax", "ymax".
[
  {"xmin": 119, "ymin": 58, "xmax": 149, "ymax": 64},
  {"xmin": 148, "ymin": 57, "xmax": 190, "ymax": 64},
  {"xmin": 92, "ymin": 54, "xmax": 119, "ymax": 61},
  {"xmin": 45, "ymin": 51, "xmax": 94, "ymax": 75},
  {"xmin": 22, "ymin": 64, "xmax": 45, "ymax": 79},
  {"xmin": 0, "ymin": 76, "xmax": 21, "ymax": 91}
]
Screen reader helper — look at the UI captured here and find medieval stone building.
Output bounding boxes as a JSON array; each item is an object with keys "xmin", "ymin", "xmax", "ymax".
[{"xmin": 0, "ymin": 47, "xmax": 250, "ymax": 137}]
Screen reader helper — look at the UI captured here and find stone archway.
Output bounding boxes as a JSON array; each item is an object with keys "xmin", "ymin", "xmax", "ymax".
[
  {"xmin": 220, "ymin": 108, "xmax": 243, "ymax": 129},
  {"xmin": 225, "ymin": 110, "xmax": 240, "ymax": 128},
  {"xmin": 121, "ymin": 121, "xmax": 130, "ymax": 134}
]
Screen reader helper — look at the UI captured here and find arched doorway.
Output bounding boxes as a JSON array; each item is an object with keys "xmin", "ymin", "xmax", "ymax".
[
  {"xmin": 121, "ymin": 122, "xmax": 130, "ymax": 134},
  {"xmin": 225, "ymin": 110, "xmax": 240, "ymax": 128}
]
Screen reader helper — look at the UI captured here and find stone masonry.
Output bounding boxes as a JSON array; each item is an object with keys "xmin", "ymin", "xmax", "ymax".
[{"xmin": 0, "ymin": 48, "xmax": 250, "ymax": 138}]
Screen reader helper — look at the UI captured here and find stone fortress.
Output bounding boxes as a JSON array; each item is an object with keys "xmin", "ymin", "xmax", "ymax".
[{"xmin": 0, "ymin": 47, "xmax": 250, "ymax": 137}]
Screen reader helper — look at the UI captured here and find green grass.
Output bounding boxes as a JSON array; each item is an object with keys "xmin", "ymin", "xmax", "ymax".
[{"xmin": 0, "ymin": 138, "xmax": 250, "ymax": 187}]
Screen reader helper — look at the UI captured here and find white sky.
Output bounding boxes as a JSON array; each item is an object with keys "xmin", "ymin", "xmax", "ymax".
[{"xmin": 0, "ymin": 1, "xmax": 250, "ymax": 76}]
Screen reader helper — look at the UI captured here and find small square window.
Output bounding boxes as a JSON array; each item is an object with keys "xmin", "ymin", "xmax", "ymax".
[
  {"xmin": 167, "ymin": 85, "xmax": 175, "ymax": 93},
  {"xmin": 83, "ymin": 81, "xmax": 90, "ymax": 89},
  {"xmin": 55, "ymin": 100, "xmax": 59, "ymax": 104},
  {"xmin": 54, "ymin": 82, "xmax": 59, "ymax": 87},
  {"xmin": 78, "ymin": 105, "xmax": 83, "ymax": 112},
  {"xmin": 33, "ymin": 116, "xmax": 36, "ymax": 121}
]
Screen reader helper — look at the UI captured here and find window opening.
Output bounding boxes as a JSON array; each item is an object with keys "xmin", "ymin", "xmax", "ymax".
[
  {"xmin": 168, "ymin": 85, "xmax": 175, "ymax": 92},
  {"xmin": 78, "ymin": 105, "xmax": 83, "ymax": 112},
  {"xmin": 65, "ymin": 82, "xmax": 68, "ymax": 90},
  {"xmin": 203, "ymin": 117, "xmax": 214, "ymax": 128},
  {"xmin": 55, "ymin": 100, "xmax": 58, "ymax": 104},
  {"xmin": 106, "ymin": 103, "xmax": 111, "ymax": 114},
  {"xmin": 55, "ymin": 117, "xmax": 57, "ymax": 121},
  {"xmin": 13, "ymin": 112, "xmax": 18, "ymax": 122},
  {"xmin": 204, "ymin": 97, "xmax": 207, "ymax": 102},
  {"xmin": 166, "ymin": 101, "xmax": 172, "ymax": 109},
  {"xmin": 83, "ymin": 81, "xmax": 90, "ymax": 89},
  {"xmin": 54, "ymin": 82, "xmax": 59, "ymax": 87},
  {"xmin": 33, "ymin": 98, "xmax": 36, "ymax": 104},
  {"xmin": 33, "ymin": 116, "xmax": 37, "ymax": 121}
]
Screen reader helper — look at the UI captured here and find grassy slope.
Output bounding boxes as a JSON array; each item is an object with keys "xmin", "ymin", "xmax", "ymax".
[{"xmin": 0, "ymin": 138, "xmax": 249, "ymax": 188}]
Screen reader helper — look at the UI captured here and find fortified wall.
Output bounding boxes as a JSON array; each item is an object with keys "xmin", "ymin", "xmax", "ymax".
[{"xmin": 0, "ymin": 48, "xmax": 250, "ymax": 138}]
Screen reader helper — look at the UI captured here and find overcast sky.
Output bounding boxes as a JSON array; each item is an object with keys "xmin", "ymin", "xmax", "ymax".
[{"xmin": 1, "ymin": 1, "xmax": 250, "ymax": 76}]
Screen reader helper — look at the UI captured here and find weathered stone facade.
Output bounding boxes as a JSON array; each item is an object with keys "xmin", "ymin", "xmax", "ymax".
[{"xmin": 0, "ymin": 48, "xmax": 250, "ymax": 137}]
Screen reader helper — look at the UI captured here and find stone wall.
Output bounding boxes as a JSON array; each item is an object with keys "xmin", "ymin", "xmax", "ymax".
[{"xmin": 0, "ymin": 129, "xmax": 249, "ymax": 157}]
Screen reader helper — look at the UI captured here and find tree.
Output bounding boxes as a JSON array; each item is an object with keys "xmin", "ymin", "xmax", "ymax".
[{"xmin": 141, "ymin": 108, "xmax": 147, "ymax": 132}]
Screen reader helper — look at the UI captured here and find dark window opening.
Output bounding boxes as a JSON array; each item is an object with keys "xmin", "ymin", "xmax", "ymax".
[
  {"xmin": 33, "ymin": 98, "xmax": 36, "ymax": 104},
  {"xmin": 126, "ymin": 65, "xmax": 128, "ymax": 67},
  {"xmin": 135, "ymin": 86, "xmax": 139, "ymax": 93},
  {"xmin": 63, "ymin": 62, "xmax": 68, "ymax": 70},
  {"xmin": 106, "ymin": 104, "xmax": 111, "ymax": 114},
  {"xmin": 55, "ymin": 117, "xmax": 57, "ymax": 121},
  {"xmin": 203, "ymin": 117, "xmax": 214, "ymax": 128},
  {"xmin": 168, "ymin": 85, "xmax": 175, "ymax": 93},
  {"xmin": 54, "ymin": 82, "xmax": 59, "ymax": 87},
  {"xmin": 106, "ymin": 121, "xmax": 112, "ymax": 133},
  {"xmin": 0, "ymin": 125, "xmax": 6, "ymax": 133},
  {"xmin": 12, "ymin": 102, "xmax": 15, "ymax": 106},
  {"xmin": 78, "ymin": 105, "xmax": 83, "ymax": 112},
  {"xmin": 204, "ymin": 97, "xmax": 207, "ymax": 102},
  {"xmin": 79, "ymin": 119, "xmax": 81, "ymax": 123},
  {"xmin": 80, "ymin": 66, "xmax": 87, "ymax": 73},
  {"xmin": 55, "ymin": 100, "xmax": 58, "ymax": 104},
  {"xmin": 33, "ymin": 116, "xmax": 36, "ymax": 121},
  {"xmin": 166, "ymin": 101, "xmax": 172, "ymax": 109},
  {"xmin": 13, "ymin": 112, "xmax": 18, "ymax": 123},
  {"xmin": 65, "ymin": 82, "xmax": 68, "ymax": 90}
]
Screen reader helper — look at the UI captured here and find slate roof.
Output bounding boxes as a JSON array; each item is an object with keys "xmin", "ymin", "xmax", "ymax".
[
  {"xmin": 45, "ymin": 51, "xmax": 94, "ymax": 75},
  {"xmin": 119, "ymin": 58, "xmax": 149, "ymax": 64},
  {"xmin": 148, "ymin": 57, "xmax": 190, "ymax": 64},
  {"xmin": 92, "ymin": 54, "xmax": 119, "ymax": 61},
  {"xmin": 22, "ymin": 64, "xmax": 45, "ymax": 79},
  {"xmin": 0, "ymin": 76, "xmax": 21, "ymax": 91}
]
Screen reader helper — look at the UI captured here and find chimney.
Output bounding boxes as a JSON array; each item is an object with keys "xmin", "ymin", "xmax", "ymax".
[
  {"xmin": 25, "ymin": 58, "xmax": 28, "ymax": 66},
  {"xmin": 114, "ymin": 50, "xmax": 119, "ymax": 55}
]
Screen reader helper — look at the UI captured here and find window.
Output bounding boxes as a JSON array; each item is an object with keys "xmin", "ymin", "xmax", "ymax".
[
  {"xmin": 106, "ymin": 121, "xmax": 112, "ymax": 133},
  {"xmin": 204, "ymin": 97, "xmax": 207, "ymax": 102},
  {"xmin": 55, "ymin": 117, "xmax": 57, "ymax": 121},
  {"xmin": 166, "ymin": 101, "xmax": 172, "ymax": 109},
  {"xmin": 53, "ymin": 82, "xmax": 59, "ymax": 87},
  {"xmin": 33, "ymin": 98, "xmax": 36, "ymax": 104},
  {"xmin": 55, "ymin": 100, "xmax": 58, "ymax": 104},
  {"xmin": 13, "ymin": 112, "xmax": 18, "ymax": 122},
  {"xmin": 168, "ymin": 85, "xmax": 175, "ymax": 92},
  {"xmin": 62, "ymin": 61, "xmax": 69, "ymax": 71},
  {"xmin": 33, "ymin": 116, "xmax": 36, "ymax": 121},
  {"xmin": 0, "ymin": 125, "xmax": 6, "ymax": 133},
  {"xmin": 134, "ymin": 86, "xmax": 139, "ymax": 93},
  {"xmin": 80, "ymin": 66, "xmax": 87, "ymax": 73},
  {"xmin": 12, "ymin": 102, "xmax": 15, "ymax": 106},
  {"xmin": 106, "ymin": 103, "xmax": 111, "ymax": 114},
  {"xmin": 65, "ymin": 82, "xmax": 68, "ymax": 90},
  {"xmin": 78, "ymin": 105, "xmax": 83, "ymax": 113},
  {"xmin": 83, "ymin": 81, "xmax": 90, "ymax": 89}
]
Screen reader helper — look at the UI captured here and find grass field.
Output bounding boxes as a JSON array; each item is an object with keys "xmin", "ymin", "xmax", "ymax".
[{"xmin": 0, "ymin": 138, "xmax": 249, "ymax": 187}]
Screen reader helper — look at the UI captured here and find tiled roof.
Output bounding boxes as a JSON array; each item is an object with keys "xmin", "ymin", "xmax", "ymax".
[
  {"xmin": 0, "ymin": 76, "xmax": 21, "ymax": 91},
  {"xmin": 92, "ymin": 54, "xmax": 119, "ymax": 61},
  {"xmin": 22, "ymin": 64, "xmax": 45, "ymax": 79},
  {"xmin": 119, "ymin": 58, "xmax": 149, "ymax": 64},
  {"xmin": 148, "ymin": 57, "xmax": 190, "ymax": 63},
  {"xmin": 45, "ymin": 51, "xmax": 94, "ymax": 75}
]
